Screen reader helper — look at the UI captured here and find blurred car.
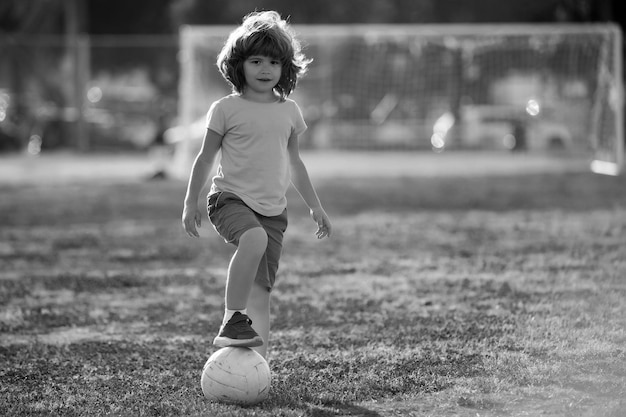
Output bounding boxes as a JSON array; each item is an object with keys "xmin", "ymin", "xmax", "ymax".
[
  {"xmin": 457, "ymin": 103, "xmax": 573, "ymax": 151},
  {"xmin": 0, "ymin": 89, "xmax": 22, "ymax": 152}
]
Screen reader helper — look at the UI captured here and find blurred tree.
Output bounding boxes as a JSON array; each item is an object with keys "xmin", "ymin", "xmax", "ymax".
[
  {"xmin": 0, "ymin": 0, "xmax": 173, "ymax": 34},
  {"xmin": 554, "ymin": 0, "xmax": 609, "ymax": 22},
  {"xmin": 88, "ymin": 0, "xmax": 174, "ymax": 34},
  {"xmin": 169, "ymin": 0, "xmax": 436, "ymax": 25},
  {"xmin": 2, "ymin": 0, "xmax": 623, "ymax": 35},
  {"xmin": 432, "ymin": 0, "xmax": 561, "ymax": 22},
  {"xmin": 168, "ymin": 0, "xmax": 616, "ymax": 25},
  {"xmin": 0, "ymin": 0, "xmax": 65, "ymax": 33}
]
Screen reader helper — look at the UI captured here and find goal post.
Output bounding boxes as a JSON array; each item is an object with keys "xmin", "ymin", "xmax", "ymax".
[
  {"xmin": 589, "ymin": 23, "xmax": 623, "ymax": 175},
  {"xmin": 173, "ymin": 23, "xmax": 623, "ymax": 177}
]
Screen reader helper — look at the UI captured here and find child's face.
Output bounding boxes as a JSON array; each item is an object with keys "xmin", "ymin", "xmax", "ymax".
[{"xmin": 243, "ymin": 55, "xmax": 282, "ymax": 97}]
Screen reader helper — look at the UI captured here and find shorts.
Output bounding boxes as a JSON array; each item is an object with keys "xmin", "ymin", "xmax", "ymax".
[{"xmin": 207, "ymin": 191, "xmax": 288, "ymax": 291}]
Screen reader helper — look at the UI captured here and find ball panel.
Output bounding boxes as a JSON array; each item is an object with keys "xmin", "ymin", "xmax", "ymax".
[
  {"xmin": 252, "ymin": 362, "xmax": 271, "ymax": 398},
  {"xmin": 201, "ymin": 347, "xmax": 271, "ymax": 405}
]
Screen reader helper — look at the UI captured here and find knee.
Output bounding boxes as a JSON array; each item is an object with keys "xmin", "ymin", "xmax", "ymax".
[{"xmin": 239, "ymin": 227, "xmax": 268, "ymax": 255}]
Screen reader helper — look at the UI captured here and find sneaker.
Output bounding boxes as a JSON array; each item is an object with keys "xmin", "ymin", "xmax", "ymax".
[{"xmin": 213, "ymin": 312, "xmax": 263, "ymax": 348}]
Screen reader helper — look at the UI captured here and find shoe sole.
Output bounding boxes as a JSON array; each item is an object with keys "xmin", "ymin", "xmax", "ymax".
[{"xmin": 213, "ymin": 335, "xmax": 263, "ymax": 348}]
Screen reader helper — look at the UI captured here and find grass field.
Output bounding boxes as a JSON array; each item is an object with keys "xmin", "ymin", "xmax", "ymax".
[{"xmin": 0, "ymin": 151, "xmax": 625, "ymax": 416}]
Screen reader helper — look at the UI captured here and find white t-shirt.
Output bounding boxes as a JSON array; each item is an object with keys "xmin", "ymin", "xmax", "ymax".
[{"xmin": 206, "ymin": 94, "xmax": 307, "ymax": 216}]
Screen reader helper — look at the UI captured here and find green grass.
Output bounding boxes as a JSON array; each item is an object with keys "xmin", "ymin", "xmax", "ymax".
[{"xmin": 1, "ymin": 160, "xmax": 625, "ymax": 416}]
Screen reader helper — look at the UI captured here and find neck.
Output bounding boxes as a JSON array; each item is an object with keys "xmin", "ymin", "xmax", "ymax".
[{"xmin": 241, "ymin": 89, "xmax": 279, "ymax": 103}]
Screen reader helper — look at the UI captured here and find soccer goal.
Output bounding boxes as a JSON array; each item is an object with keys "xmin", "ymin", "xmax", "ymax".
[{"xmin": 172, "ymin": 23, "xmax": 623, "ymax": 177}]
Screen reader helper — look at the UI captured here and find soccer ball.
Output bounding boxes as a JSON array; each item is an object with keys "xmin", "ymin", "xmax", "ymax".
[{"xmin": 201, "ymin": 347, "xmax": 271, "ymax": 405}]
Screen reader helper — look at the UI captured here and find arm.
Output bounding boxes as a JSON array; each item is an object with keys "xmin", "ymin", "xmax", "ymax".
[
  {"xmin": 182, "ymin": 128, "xmax": 223, "ymax": 238},
  {"xmin": 288, "ymin": 132, "xmax": 332, "ymax": 239}
]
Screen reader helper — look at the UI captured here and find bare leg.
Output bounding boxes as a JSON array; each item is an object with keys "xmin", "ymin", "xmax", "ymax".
[
  {"xmin": 225, "ymin": 227, "xmax": 267, "ymax": 310},
  {"xmin": 247, "ymin": 281, "xmax": 271, "ymax": 359}
]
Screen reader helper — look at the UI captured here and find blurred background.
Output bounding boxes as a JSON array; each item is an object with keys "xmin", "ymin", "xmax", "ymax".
[{"xmin": 0, "ymin": 0, "xmax": 624, "ymax": 162}]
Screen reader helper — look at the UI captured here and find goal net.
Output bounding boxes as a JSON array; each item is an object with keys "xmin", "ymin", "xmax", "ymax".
[{"xmin": 172, "ymin": 24, "xmax": 623, "ymax": 176}]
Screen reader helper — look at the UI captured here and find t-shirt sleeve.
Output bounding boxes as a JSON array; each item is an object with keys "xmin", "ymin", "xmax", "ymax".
[
  {"xmin": 206, "ymin": 101, "xmax": 226, "ymax": 135},
  {"xmin": 292, "ymin": 102, "xmax": 307, "ymax": 136}
]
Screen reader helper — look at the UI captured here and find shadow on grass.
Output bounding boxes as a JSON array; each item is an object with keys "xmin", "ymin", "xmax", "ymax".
[
  {"xmin": 307, "ymin": 401, "xmax": 381, "ymax": 416},
  {"xmin": 1, "ymin": 172, "xmax": 624, "ymax": 227},
  {"xmin": 304, "ymin": 172, "xmax": 626, "ymax": 214}
]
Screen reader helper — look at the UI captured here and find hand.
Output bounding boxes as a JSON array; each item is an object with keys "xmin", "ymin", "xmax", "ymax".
[
  {"xmin": 310, "ymin": 207, "xmax": 332, "ymax": 239},
  {"xmin": 182, "ymin": 204, "xmax": 202, "ymax": 238}
]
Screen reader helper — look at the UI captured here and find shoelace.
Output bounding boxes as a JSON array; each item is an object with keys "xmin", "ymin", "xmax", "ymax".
[{"xmin": 229, "ymin": 314, "xmax": 253, "ymax": 328}]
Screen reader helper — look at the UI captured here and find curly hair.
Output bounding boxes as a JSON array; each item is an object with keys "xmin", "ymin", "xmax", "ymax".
[{"xmin": 216, "ymin": 11, "xmax": 311, "ymax": 101}]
